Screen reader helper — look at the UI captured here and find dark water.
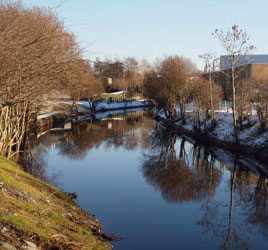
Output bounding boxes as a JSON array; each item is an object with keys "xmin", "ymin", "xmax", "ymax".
[{"xmin": 32, "ymin": 111, "xmax": 268, "ymax": 250}]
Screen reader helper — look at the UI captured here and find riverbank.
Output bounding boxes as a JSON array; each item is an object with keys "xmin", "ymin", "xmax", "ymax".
[
  {"xmin": 37, "ymin": 99, "xmax": 153, "ymax": 120},
  {"xmin": 36, "ymin": 99, "xmax": 154, "ymax": 134},
  {"xmin": 0, "ymin": 157, "xmax": 112, "ymax": 250},
  {"xmin": 157, "ymin": 109, "xmax": 268, "ymax": 164}
]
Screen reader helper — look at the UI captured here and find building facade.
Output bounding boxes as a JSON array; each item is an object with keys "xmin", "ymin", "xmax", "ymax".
[{"xmin": 212, "ymin": 55, "xmax": 268, "ymax": 99}]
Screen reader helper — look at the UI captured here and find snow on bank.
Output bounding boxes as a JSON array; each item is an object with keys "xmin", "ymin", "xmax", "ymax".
[
  {"xmin": 95, "ymin": 100, "xmax": 150, "ymax": 110},
  {"xmin": 75, "ymin": 99, "xmax": 150, "ymax": 110},
  {"xmin": 159, "ymin": 105, "xmax": 268, "ymax": 148},
  {"xmin": 77, "ymin": 107, "xmax": 149, "ymax": 121},
  {"xmin": 37, "ymin": 110, "xmax": 68, "ymax": 119},
  {"xmin": 209, "ymin": 112, "xmax": 268, "ymax": 146},
  {"xmin": 37, "ymin": 100, "xmax": 151, "ymax": 120},
  {"xmin": 102, "ymin": 91, "xmax": 123, "ymax": 95}
]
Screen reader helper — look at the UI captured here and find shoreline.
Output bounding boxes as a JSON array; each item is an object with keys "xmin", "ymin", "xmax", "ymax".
[
  {"xmin": 158, "ymin": 116, "xmax": 268, "ymax": 166},
  {"xmin": 0, "ymin": 157, "xmax": 113, "ymax": 249},
  {"xmin": 0, "ymin": 101, "xmax": 154, "ymax": 249},
  {"xmin": 36, "ymin": 101, "xmax": 154, "ymax": 134}
]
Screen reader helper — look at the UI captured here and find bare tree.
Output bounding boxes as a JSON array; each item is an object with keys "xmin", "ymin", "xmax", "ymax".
[
  {"xmin": 213, "ymin": 25, "xmax": 255, "ymax": 143},
  {"xmin": 199, "ymin": 52, "xmax": 218, "ymax": 123},
  {"xmin": 123, "ymin": 57, "xmax": 142, "ymax": 96},
  {"xmin": 138, "ymin": 58, "xmax": 151, "ymax": 95},
  {"xmin": 191, "ymin": 76, "xmax": 223, "ymax": 131},
  {"xmin": 64, "ymin": 60, "xmax": 102, "ymax": 114},
  {"xmin": 236, "ymin": 79, "xmax": 252, "ymax": 128},
  {"xmin": 93, "ymin": 57, "xmax": 124, "ymax": 92},
  {"xmin": 0, "ymin": 1, "xmax": 84, "ymax": 159},
  {"xmin": 144, "ymin": 55, "xmax": 196, "ymax": 121}
]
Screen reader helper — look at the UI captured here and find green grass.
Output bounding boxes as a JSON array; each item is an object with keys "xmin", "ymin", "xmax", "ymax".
[{"xmin": 0, "ymin": 157, "xmax": 111, "ymax": 249}]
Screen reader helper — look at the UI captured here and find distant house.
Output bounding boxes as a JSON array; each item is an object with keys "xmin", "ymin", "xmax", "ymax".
[{"xmin": 208, "ymin": 55, "xmax": 268, "ymax": 99}]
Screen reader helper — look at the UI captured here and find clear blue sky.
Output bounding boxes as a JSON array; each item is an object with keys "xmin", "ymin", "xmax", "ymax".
[{"xmin": 23, "ymin": 0, "xmax": 268, "ymax": 69}]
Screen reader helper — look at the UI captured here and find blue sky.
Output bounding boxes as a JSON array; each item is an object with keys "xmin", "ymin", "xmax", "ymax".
[{"xmin": 23, "ymin": 0, "xmax": 268, "ymax": 69}]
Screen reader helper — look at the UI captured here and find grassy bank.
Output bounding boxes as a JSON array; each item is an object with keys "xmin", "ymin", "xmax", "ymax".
[{"xmin": 0, "ymin": 157, "xmax": 112, "ymax": 250}]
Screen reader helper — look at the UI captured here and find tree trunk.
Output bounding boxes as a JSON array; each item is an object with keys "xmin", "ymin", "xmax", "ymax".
[
  {"xmin": 232, "ymin": 68, "xmax": 238, "ymax": 143},
  {"xmin": 209, "ymin": 73, "xmax": 215, "ymax": 122}
]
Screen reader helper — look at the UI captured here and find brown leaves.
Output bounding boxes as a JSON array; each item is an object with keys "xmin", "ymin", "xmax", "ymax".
[
  {"xmin": 65, "ymin": 60, "xmax": 103, "ymax": 103},
  {"xmin": 0, "ymin": 2, "xmax": 81, "ymax": 107},
  {"xmin": 144, "ymin": 55, "xmax": 196, "ymax": 119},
  {"xmin": 0, "ymin": 2, "xmax": 95, "ymax": 157}
]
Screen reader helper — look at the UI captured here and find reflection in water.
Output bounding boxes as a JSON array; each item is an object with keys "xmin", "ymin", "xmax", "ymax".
[
  {"xmin": 142, "ymin": 125, "xmax": 222, "ymax": 203},
  {"xmin": 31, "ymin": 111, "xmax": 268, "ymax": 249},
  {"xmin": 42, "ymin": 111, "xmax": 154, "ymax": 158},
  {"xmin": 142, "ymin": 124, "xmax": 268, "ymax": 249},
  {"xmin": 248, "ymin": 176, "xmax": 268, "ymax": 238},
  {"xmin": 30, "ymin": 143, "xmax": 59, "ymax": 186},
  {"xmin": 32, "ymin": 111, "xmax": 154, "ymax": 183}
]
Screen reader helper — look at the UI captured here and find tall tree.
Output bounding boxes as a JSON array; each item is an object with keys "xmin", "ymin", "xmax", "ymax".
[
  {"xmin": 123, "ymin": 57, "xmax": 142, "ymax": 95},
  {"xmin": 0, "ymin": 1, "xmax": 82, "ymax": 159},
  {"xmin": 138, "ymin": 58, "xmax": 151, "ymax": 95},
  {"xmin": 213, "ymin": 25, "xmax": 255, "ymax": 143}
]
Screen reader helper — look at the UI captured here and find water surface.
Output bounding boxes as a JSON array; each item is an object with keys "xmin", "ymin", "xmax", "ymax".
[{"xmin": 32, "ymin": 111, "xmax": 268, "ymax": 250}]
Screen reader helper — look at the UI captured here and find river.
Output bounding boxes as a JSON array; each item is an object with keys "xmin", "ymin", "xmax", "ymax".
[{"xmin": 32, "ymin": 110, "xmax": 268, "ymax": 250}]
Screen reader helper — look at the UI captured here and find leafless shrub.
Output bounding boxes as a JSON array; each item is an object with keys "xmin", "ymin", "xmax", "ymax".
[{"xmin": 191, "ymin": 77, "xmax": 223, "ymax": 131}]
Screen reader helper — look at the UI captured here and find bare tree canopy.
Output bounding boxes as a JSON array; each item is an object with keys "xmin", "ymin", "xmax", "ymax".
[
  {"xmin": 213, "ymin": 24, "xmax": 256, "ymax": 143},
  {"xmin": 144, "ymin": 55, "xmax": 197, "ymax": 120},
  {"xmin": 0, "ymin": 1, "xmax": 94, "ymax": 159}
]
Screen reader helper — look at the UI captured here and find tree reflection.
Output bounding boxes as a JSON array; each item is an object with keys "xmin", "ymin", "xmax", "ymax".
[
  {"xmin": 33, "ymin": 111, "xmax": 154, "ymax": 160},
  {"xmin": 224, "ymin": 162, "xmax": 268, "ymax": 249},
  {"xmin": 30, "ymin": 144, "xmax": 59, "ymax": 186},
  {"xmin": 198, "ymin": 156, "xmax": 268, "ymax": 250},
  {"xmin": 57, "ymin": 120, "xmax": 107, "ymax": 159},
  {"xmin": 31, "ymin": 111, "xmax": 154, "ymax": 185},
  {"xmin": 221, "ymin": 157, "xmax": 246, "ymax": 250},
  {"xmin": 248, "ymin": 176, "xmax": 268, "ymax": 238},
  {"xmin": 31, "ymin": 111, "xmax": 268, "ymax": 249},
  {"xmin": 102, "ymin": 112, "xmax": 155, "ymax": 151},
  {"xmin": 142, "ymin": 125, "xmax": 222, "ymax": 203},
  {"xmin": 141, "ymin": 125, "xmax": 268, "ymax": 249},
  {"xmin": 235, "ymin": 165, "xmax": 268, "ymax": 242}
]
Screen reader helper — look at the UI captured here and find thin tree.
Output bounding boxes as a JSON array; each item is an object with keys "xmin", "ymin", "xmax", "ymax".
[
  {"xmin": 139, "ymin": 58, "xmax": 151, "ymax": 95},
  {"xmin": 199, "ymin": 52, "xmax": 218, "ymax": 123},
  {"xmin": 213, "ymin": 25, "xmax": 255, "ymax": 143}
]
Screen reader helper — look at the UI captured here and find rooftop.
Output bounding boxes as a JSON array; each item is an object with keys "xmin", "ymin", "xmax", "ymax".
[{"xmin": 220, "ymin": 54, "xmax": 268, "ymax": 70}]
